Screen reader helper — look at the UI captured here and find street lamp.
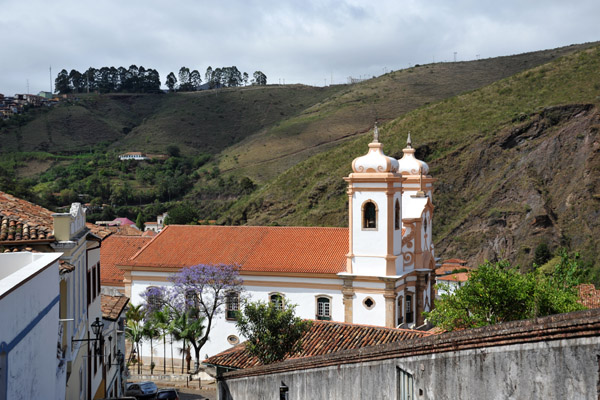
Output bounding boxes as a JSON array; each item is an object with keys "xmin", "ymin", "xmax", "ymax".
[{"xmin": 72, "ymin": 317, "xmax": 105, "ymax": 355}]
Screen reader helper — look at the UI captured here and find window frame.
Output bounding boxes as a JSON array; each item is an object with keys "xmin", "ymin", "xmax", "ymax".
[
  {"xmin": 362, "ymin": 296, "xmax": 376, "ymax": 310},
  {"xmin": 225, "ymin": 292, "xmax": 240, "ymax": 320},
  {"xmin": 269, "ymin": 292, "xmax": 285, "ymax": 310},
  {"xmin": 362, "ymin": 200, "xmax": 378, "ymax": 230},
  {"xmin": 315, "ymin": 295, "xmax": 332, "ymax": 320}
]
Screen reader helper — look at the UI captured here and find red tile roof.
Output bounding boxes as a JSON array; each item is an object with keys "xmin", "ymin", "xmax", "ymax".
[
  {"xmin": 578, "ymin": 284, "xmax": 600, "ymax": 309},
  {"xmin": 204, "ymin": 320, "xmax": 431, "ymax": 369},
  {"xmin": 101, "ymin": 294, "xmax": 130, "ymax": 320},
  {"xmin": 437, "ymin": 272, "xmax": 470, "ymax": 282},
  {"xmin": 126, "ymin": 225, "xmax": 348, "ymax": 274},
  {"xmin": 101, "ymin": 235, "xmax": 152, "ymax": 286},
  {"xmin": 0, "ymin": 191, "xmax": 54, "ymax": 242}
]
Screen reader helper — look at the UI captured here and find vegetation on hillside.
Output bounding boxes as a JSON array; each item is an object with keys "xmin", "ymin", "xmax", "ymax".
[{"xmin": 222, "ymin": 44, "xmax": 600, "ymax": 277}]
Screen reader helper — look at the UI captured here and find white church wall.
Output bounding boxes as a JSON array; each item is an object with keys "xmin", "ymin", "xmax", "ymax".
[
  {"xmin": 352, "ymin": 292, "xmax": 386, "ymax": 326},
  {"xmin": 129, "ymin": 274, "xmax": 346, "ymax": 361}
]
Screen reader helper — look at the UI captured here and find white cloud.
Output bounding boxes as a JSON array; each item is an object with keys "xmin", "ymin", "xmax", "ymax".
[{"xmin": 0, "ymin": 0, "xmax": 598, "ymax": 94}]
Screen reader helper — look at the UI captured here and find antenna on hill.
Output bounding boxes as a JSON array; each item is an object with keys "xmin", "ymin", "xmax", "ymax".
[
  {"xmin": 26, "ymin": 79, "xmax": 29, "ymax": 94},
  {"xmin": 49, "ymin": 66, "xmax": 53, "ymax": 93},
  {"xmin": 454, "ymin": 52, "xmax": 457, "ymax": 62}
]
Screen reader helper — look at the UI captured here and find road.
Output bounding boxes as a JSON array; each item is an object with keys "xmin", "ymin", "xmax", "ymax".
[{"xmin": 177, "ymin": 387, "xmax": 216, "ymax": 400}]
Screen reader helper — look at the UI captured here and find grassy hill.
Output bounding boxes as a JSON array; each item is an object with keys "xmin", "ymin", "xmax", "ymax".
[
  {"xmin": 219, "ymin": 44, "xmax": 600, "ymax": 273},
  {"xmin": 1, "ymin": 41, "xmax": 599, "ymax": 274}
]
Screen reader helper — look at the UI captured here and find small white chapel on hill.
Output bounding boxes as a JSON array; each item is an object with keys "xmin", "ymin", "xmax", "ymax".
[{"xmin": 115, "ymin": 126, "xmax": 436, "ymax": 359}]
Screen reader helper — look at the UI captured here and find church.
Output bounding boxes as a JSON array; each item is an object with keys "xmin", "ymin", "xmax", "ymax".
[{"xmin": 114, "ymin": 125, "xmax": 436, "ymax": 358}]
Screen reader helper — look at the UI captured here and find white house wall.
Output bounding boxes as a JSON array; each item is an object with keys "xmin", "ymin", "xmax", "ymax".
[{"xmin": 0, "ymin": 253, "xmax": 62, "ymax": 400}]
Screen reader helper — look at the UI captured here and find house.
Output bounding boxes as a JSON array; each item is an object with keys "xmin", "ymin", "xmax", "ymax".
[
  {"xmin": 118, "ymin": 152, "xmax": 149, "ymax": 161},
  {"xmin": 100, "ymin": 235, "xmax": 152, "ymax": 294},
  {"xmin": 214, "ymin": 309, "xmax": 600, "ymax": 399},
  {"xmin": 435, "ymin": 260, "xmax": 472, "ymax": 297},
  {"xmin": 0, "ymin": 251, "xmax": 64, "ymax": 399},
  {"xmin": 100, "ymin": 294, "xmax": 130, "ymax": 398},
  {"xmin": 0, "ymin": 192, "xmax": 106, "ymax": 399},
  {"xmin": 115, "ymin": 128, "xmax": 438, "ymax": 363},
  {"xmin": 144, "ymin": 212, "xmax": 168, "ymax": 233}
]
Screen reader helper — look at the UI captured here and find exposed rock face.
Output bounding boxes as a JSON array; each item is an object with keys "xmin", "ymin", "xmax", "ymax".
[{"xmin": 435, "ymin": 104, "xmax": 600, "ymax": 268}]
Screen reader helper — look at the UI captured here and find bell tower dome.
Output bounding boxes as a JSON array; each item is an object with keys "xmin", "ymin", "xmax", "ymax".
[{"xmin": 344, "ymin": 124, "xmax": 403, "ymax": 277}]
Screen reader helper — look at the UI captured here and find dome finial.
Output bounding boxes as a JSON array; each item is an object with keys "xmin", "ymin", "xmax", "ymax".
[
  {"xmin": 373, "ymin": 122, "xmax": 379, "ymax": 143},
  {"xmin": 407, "ymin": 132, "xmax": 412, "ymax": 149}
]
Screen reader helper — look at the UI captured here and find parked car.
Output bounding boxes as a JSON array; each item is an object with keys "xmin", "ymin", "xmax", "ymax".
[
  {"xmin": 156, "ymin": 388, "xmax": 180, "ymax": 400},
  {"xmin": 125, "ymin": 381, "xmax": 158, "ymax": 399}
]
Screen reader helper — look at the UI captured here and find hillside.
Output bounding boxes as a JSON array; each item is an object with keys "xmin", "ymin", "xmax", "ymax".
[
  {"xmin": 1, "ymin": 42, "xmax": 595, "ymax": 185},
  {"xmin": 219, "ymin": 45, "xmax": 600, "ymax": 272}
]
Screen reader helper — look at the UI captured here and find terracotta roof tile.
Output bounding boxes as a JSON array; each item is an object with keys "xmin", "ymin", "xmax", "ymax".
[
  {"xmin": 59, "ymin": 260, "xmax": 75, "ymax": 275},
  {"xmin": 0, "ymin": 191, "xmax": 54, "ymax": 243},
  {"xmin": 437, "ymin": 272, "xmax": 470, "ymax": 282},
  {"xmin": 86, "ymin": 223, "xmax": 113, "ymax": 239},
  {"xmin": 127, "ymin": 225, "xmax": 348, "ymax": 274},
  {"xmin": 578, "ymin": 284, "xmax": 600, "ymax": 309},
  {"xmin": 204, "ymin": 320, "xmax": 432, "ymax": 369},
  {"xmin": 142, "ymin": 230, "xmax": 157, "ymax": 237},
  {"xmin": 101, "ymin": 235, "xmax": 152, "ymax": 286},
  {"xmin": 101, "ymin": 294, "xmax": 130, "ymax": 320}
]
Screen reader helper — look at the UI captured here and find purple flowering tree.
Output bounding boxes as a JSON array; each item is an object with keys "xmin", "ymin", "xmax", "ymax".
[{"xmin": 141, "ymin": 263, "xmax": 243, "ymax": 372}]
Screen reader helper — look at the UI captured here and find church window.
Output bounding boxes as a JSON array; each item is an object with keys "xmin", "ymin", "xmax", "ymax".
[
  {"xmin": 363, "ymin": 297, "xmax": 375, "ymax": 310},
  {"xmin": 423, "ymin": 218, "xmax": 428, "ymax": 234},
  {"xmin": 226, "ymin": 292, "xmax": 240, "ymax": 320},
  {"xmin": 270, "ymin": 293, "xmax": 284, "ymax": 310},
  {"xmin": 395, "ymin": 199, "xmax": 401, "ymax": 230},
  {"xmin": 362, "ymin": 201, "xmax": 377, "ymax": 229},
  {"xmin": 316, "ymin": 296, "xmax": 331, "ymax": 320},
  {"xmin": 397, "ymin": 296, "xmax": 403, "ymax": 326},
  {"xmin": 405, "ymin": 295, "xmax": 414, "ymax": 324},
  {"xmin": 227, "ymin": 335, "xmax": 240, "ymax": 345}
]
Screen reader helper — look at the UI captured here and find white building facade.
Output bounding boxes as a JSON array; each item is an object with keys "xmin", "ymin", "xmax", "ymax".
[{"xmin": 0, "ymin": 252, "xmax": 63, "ymax": 400}]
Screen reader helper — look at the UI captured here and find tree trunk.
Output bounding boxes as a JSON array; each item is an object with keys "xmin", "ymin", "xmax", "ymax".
[
  {"xmin": 163, "ymin": 335, "xmax": 166, "ymax": 375},
  {"xmin": 170, "ymin": 334, "xmax": 174, "ymax": 373},
  {"xmin": 181, "ymin": 339, "xmax": 185, "ymax": 374},
  {"xmin": 150, "ymin": 337, "xmax": 153, "ymax": 373}
]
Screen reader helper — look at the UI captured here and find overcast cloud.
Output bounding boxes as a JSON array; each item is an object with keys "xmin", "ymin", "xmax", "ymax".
[{"xmin": 1, "ymin": 0, "xmax": 599, "ymax": 95}]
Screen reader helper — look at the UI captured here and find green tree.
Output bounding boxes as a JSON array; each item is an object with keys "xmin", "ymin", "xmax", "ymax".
[
  {"xmin": 252, "ymin": 71, "xmax": 267, "ymax": 85},
  {"xmin": 533, "ymin": 242, "xmax": 552, "ymax": 266},
  {"xmin": 424, "ymin": 258, "xmax": 585, "ymax": 331},
  {"xmin": 165, "ymin": 72, "xmax": 177, "ymax": 92},
  {"xmin": 55, "ymin": 69, "xmax": 70, "ymax": 94},
  {"xmin": 125, "ymin": 304, "xmax": 145, "ymax": 374},
  {"xmin": 142, "ymin": 317, "xmax": 159, "ymax": 373},
  {"xmin": 166, "ymin": 144, "xmax": 180, "ymax": 157},
  {"xmin": 136, "ymin": 211, "xmax": 144, "ymax": 230},
  {"xmin": 235, "ymin": 300, "xmax": 312, "ymax": 364},
  {"xmin": 164, "ymin": 202, "xmax": 197, "ymax": 225}
]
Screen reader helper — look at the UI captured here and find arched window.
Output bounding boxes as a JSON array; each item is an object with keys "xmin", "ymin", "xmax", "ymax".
[
  {"xmin": 316, "ymin": 296, "xmax": 331, "ymax": 320},
  {"xmin": 362, "ymin": 201, "xmax": 377, "ymax": 229},
  {"xmin": 395, "ymin": 199, "xmax": 401, "ymax": 230},
  {"xmin": 269, "ymin": 293, "xmax": 284, "ymax": 310}
]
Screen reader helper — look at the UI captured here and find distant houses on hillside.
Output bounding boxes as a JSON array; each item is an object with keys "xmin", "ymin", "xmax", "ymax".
[{"xmin": 0, "ymin": 92, "xmax": 61, "ymax": 119}]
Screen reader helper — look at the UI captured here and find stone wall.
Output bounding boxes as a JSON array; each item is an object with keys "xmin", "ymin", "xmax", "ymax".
[{"xmin": 218, "ymin": 309, "xmax": 600, "ymax": 399}]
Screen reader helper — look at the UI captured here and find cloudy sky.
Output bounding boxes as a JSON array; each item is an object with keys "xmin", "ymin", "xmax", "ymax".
[{"xmin": 1, "ymin": 0, "xmax": 599, "ymax": 95}]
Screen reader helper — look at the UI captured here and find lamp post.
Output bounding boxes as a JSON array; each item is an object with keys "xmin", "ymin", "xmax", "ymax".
[
  {"xmin": 72, "ymin": 317, "xmax": 105, "ymax": 397},
  {"xmin": 72, "ymin": 317, "xmax": 105, "ymax": 356}
]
